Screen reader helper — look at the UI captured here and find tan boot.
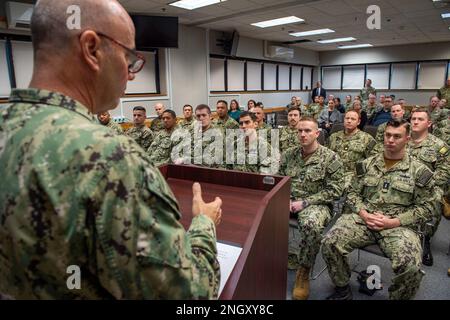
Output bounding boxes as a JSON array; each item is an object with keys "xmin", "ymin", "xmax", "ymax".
[{"xmin": 292, "ymin": 267, "xmax": 310, "ymax": 300}]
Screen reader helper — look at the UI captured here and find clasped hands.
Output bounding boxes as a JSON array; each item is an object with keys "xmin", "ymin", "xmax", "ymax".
[{"xmin": 359, "ymin": 209, "xmax": 400, "ymax": 231}]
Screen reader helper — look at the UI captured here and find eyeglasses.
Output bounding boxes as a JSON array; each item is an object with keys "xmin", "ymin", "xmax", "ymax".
[{"xmin": 96, "ymin": 32, "xmax": 146, "ymax": 74}]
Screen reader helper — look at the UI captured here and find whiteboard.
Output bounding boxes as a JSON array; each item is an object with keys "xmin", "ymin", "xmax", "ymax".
[
  {"xmin": 11, "ymin": 41, "xmax": 33, "ymax": 89},
  {"xmin": 322, "ymin": 66, "xmax": 341, "ymax": 90},
  {"xmin": 263, "ymin": 63, "xmax": 277, "ymax": 90},
  {"xmin": 247, "ymin": 61, "xmax": 262, "ymax": 91},
  {"xmin": 291, "ymin": 66, "xmax": 301, "ymax": 90},
  {"xmin": 0, "ymin": 41, "xmax": 10, "ymax": 97},
  {"xmin": 302, "ymin": 67, "xmax": 312, "ymax": 90},
  {"xmin": 227, "ymin": 59, "xmax": 245, "ymax": 91},
  {"xmin": 391, "ymin": 63, "xmax": 416, "ymax": 89},
  {"xmin": 210, "ymin": 58, "xmax": 225, "ymax": 91},
  {"xmin": 367, "ymin": 64, "xmax": 389, "ymax": 90},
  {"xmin": 278, "ymin": 65, "xmax": 290, "ymax": 90},
  {"xmin": 125, "ymin": 51, "xmax": 157, "ymax": 94},
  {"xmin": 418, "ymin": 61, "xmax": 447, "ymax": 89},
  {"xmin": 343, "ymin": 65, "xmax": 364, "ymax": 89}
]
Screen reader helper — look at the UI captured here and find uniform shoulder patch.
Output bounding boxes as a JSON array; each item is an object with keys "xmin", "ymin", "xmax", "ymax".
[
  {"xmin": 367, "ymin": 139, "xmax": 376, "ymax": 152},
  {"xmin": 438, "ymin": 146, "xmax": 449, "ymax": 156},
  {"xmin": 327, "ymin": 158, "xmax": 342, "ymax": 173},
  {"xmin": 417, "ymin": 167, "xmax": 433, "ymax": 187},
  {"xmin": 355, "ymin": 161, "xmax": 366, "ymax": 177}
]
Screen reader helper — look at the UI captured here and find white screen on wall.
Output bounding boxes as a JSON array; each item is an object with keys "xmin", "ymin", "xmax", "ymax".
[
  {"xmin": 278, "ymin": 65, "xmax": 290, "ymax": 90},
  {"xmin": 126, "ymin": 51, "xmax": 157, "ymax": 94},
  {"xmin": 367, "ymin": 64, "xmax": 389, "ymax": 90},
  {"xmin": 247, "ymin": 61, "xmax": 262, "ymax": 91},
  {"xmin": 302, "ymin": 67, "xmax": 312, "ymax": 90},
  {"xmin": 210, "ymin": 58, "xmax": 225, "ymax": 91},
  {"xmin": 322, "ymin": 66, "xmax": 341, "ymax": 90},
  {"xmin": 0, "ymin": 41, "xmax": 10, "ymax": 97},
  {"xmin": 227, "ymin": 60, "xmax": 245, "ymax": 91},
  {"xmin": 11, "ymin": 41, "xmax": 33, "ymax": 89},
  {"xmin": 391, "ymin": 63, "xmax": 416, "ymax": 89},
  {"xmin": 263, "ymin": 63, "xmax": 277, "ymax": 90},
  {"xmin": 418, "ymin": 61, "xmax": 447, "ymax": 89},
  {"xmin": 291, "ymin": 66, "xmax": 301, "ymax": 90},
  {"xmin": 343, "ymin": 65, "xmax": 364, "ymax": 90}
]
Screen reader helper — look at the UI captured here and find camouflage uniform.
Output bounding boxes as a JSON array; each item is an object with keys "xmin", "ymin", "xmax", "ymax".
[
  {"xmin": 0, "ymin": 89, "xmax": 220, "ymax": 299},
  {"xmin": 308, "ymin": 104, "xmax": 323, "ymax": 120},
  {"xmin": 433, "ymin": 118, "xmax": 450, "ymax": 145},
  {"xmin": 279, "ymin": 126, "xmax": 300, "ymax": 154},
  {"xmin": 322, "ymin": 153, "xmax": 440, "ymax": 300},
  {"xmin": 375, "ymin": 122, "xmax": 388, "ymax": 143},
  {"xmin": 408, "ymin": 134, "xmax": 450, "ymax": 236},
  {"xmin": 328, "ymin": 129, "xmax": 376, "ymax": 190},
  {"xmin": 185, "ymin": 124, "xmax": 225, "ymax": 169},
  {"xmin": 103, "ymin": 119, "xmax": 123, "ymax": 135},
  {"xmin": 437, "ymin": 86, "xmax": 450, "ymax": 108},
  {"xmin": 147, "ymin": 126, "xmax": 182, "ymax": 167},
  {"xmin": 232, "ymin": 133, "xmax": 280, "ymax": 175},
  {"xmin": 430, "ymin": 107, "xmax": 448, "ymax": 124},
  {"xmin": 344, "ymin": 102, "xmax": 352, "ymax": 112},
  {"xmin": 257, "ymin": 122, "xmax": 272, "ymax": 143},
  {"xmin": 365, "ymin": 103, "xmax": 378, "ymax": 122},
  {"xmin": 178, "ymin": 117, "xmax": 194, "ymax": 130},
  {"xmin": 360, "ymin": 86, "xmax": 376, "ymax": 102},
  {"xmin": 212, "ymin": 116, "xmax": 239, "ymax": 130},
  {"xmin": 125, "ymin": 124, "xmax": 154, "ymax": 151},
  {"xmin": 150, "ymin": 117, "xmax": 165, "ymax": 132},
  {"xmin": 279, "ymin": 145, "xmax": 344, "ymax": 269}
]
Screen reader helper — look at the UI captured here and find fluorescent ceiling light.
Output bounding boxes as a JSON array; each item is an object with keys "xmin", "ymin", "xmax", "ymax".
[
  {"xmin": 251, "ymin": 16, "xmax": 304, "ymax": 28},
  {"xmin": 339, "ymin": 44, "xmax": 373, "ymax": 49},
  {"xmin": 169, "ymin": 0, "xmax": 226, "ymax": 10},
  {"xmin": 441, "ymin": 13, "xmax": 450, "ymax": 19},
  {"xmin": 317, "ymin": 37, "xmax": 356, "ymax": 44},
  {"xmin": 290, "ymin": 28, "xmax": 335, "ymax": 37}
]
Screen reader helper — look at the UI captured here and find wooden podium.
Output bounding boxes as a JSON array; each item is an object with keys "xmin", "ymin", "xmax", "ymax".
[{"xmin": 158, "ymin": 164, "xmax": 290, "ymax": 300}]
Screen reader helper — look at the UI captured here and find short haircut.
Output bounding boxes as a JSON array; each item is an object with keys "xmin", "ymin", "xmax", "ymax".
[
  {"xmin": 216, "ymin": 100, "xmax": 228, "ymax": 106},
  {"xmin": 386, "ymin": 119, "xmax": 410, "ymax": 135},
  {"xmin": 239, "ymin": 111, "xmax": 257, "ymax": 122},
  {"xmin": 133, "ymin": 106, "xmax": 146, "ymax": 112},
  {"xmin": 162, "ymin": 110, "xmax": 176, "ymax": 118},
  {"xmin": 411, "ymin": 107, "xmax": 431, "ymax": 120},
  {"xmin": 288, "ymin": 106, "xmax": 301, "ymax": 115},
  {"xmin": 195, "ymin": 104, "xmax": 211, "ymax": 114},
  {"xmin": 334, "ymin": 97, "xmax": 341, "ymax": 103},
  {"xmin": 299, "ymin": 116, "xmax": 318, "ymax": 128},
  {"xmin": 183, "ymin": 104, "xmax": 193, "ymax": 111},
  {"xmin": 256, "ymin": 102, "xmax": 264, "ymax": 108},
  {"xmin": 345, "ymin": 109, "xmax": 361, "ymax": 120}
]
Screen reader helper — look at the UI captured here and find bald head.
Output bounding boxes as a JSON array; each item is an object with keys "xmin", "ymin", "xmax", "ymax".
[{"xmin": 32, "ymin": 0, "xmax": 134, "ymax": 55}]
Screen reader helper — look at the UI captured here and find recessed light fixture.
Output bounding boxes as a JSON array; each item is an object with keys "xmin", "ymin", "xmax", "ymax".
[
  {"xmin": 339, "ymin": 44, "xmax": 373, "ymax": 49},
  {"xmin": 289, "ymin": 28, "xmax": 335, "ymax": 37},
  {"xmin": 317, "ymin": 37, "xmax": 356, "ymax": 44},
  {"xmin": 441, "ymin": 13, "xmax": 450, "ymax": 19},
  {"xmin": 169, "ymin": 0, "xmax": 226, "ymax": 10},
  {"xmin": 251, "ymin": 16, "xmax": 304, "ymax": 28}
]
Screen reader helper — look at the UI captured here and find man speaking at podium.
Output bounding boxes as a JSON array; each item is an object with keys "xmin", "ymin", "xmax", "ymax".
[{"xmin": 0, "ymin": 0, "xmax": 222, "ymax": 299}]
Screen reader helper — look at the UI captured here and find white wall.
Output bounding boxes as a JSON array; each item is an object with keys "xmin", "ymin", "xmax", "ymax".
[{"xmin": 327, "ymin": 90, "xmax": 436, "ymax": 107}]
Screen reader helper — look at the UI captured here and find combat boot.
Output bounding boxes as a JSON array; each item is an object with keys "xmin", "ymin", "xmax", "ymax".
[
  {"xmin": 292, "ymin": 267, "xmax": 310, "ymax": 300},
  {"xmin": 326, "ymin": 285, "xmax": 353, "ymax": 300},
  {"xmin": 422, "ymin": 236, "xmax": 433, "ymax": 266}
]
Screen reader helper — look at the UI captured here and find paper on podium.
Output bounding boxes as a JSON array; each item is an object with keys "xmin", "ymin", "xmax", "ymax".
[{"xmin": 216, "ymin": 241, "xmax": 242, "ymax": 296}]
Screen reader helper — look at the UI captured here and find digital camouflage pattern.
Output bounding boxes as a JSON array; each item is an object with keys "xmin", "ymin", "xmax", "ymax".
[
  {"xmin": 322, "ymin": 152, "xmax": 441, "ymax": 300},
  {"xmin": 328, "ymin": 129, "xmax": 376, "ymax": 189},
  {"xmin": 308, "ymin": 104, "xmax": 323, "ymax": 120},
  {"xmin": 187, "ymin": 124, "xmax": 225, "ymax": 169},
  {"xmin": 212, "ymin": 116, "xmax": 239, "ymax": 130},
  {"xmin": 280, "ymin": 145, "xmax": 344, "ymax": 268},
  {"xmin": 147, "ymin": 126, "xmax": 182, "ymax": 167},
  {"xmin": 365, "ymin": 103, "xmax": 379, "ymax": 121},
  {"xmin": 104, "ymin": 119, "xmax": 124, "ymax": 135},
  {"xmin": 149, "ymin": 117, "xmax": 165, "ymax": 132},
  {"xmin": 178, "ymin": 117, "xmax": 194, "ymax": 130},
  {"xmin": 0, "ymin": 89, "xmax": 220, "ymax": 299},
  {"xmin": 279, "ymin": 126, "xmax": 300, "ymax": 154},
  {"xmin": 125, "ymin": 125, "xmax": 154, "ymax": 151},
  {"xmin": 437, "ymin": 86, "xmax": 450, "ymax": 108},
  {"xmin": 433, "ymin": 118, "xmax": 450, "ymax": 145},
  {"xmin": 429, "ymin": 107, "xmax": 448, "ymax": 124},
  {"xmin": 375, "ymin": 122, "xmax": 388, "ymax": 143},
  {"xmin": 360, "ymin": 86, "xmax": 376, "ymax": 101}
]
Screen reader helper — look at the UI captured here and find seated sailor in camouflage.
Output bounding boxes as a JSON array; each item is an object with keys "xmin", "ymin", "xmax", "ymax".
[
  {"xmin": 125, "ymin": 106, "xmax": 154, "ymax": 150},
  {"xmin": 322, "ymin": 119, "xmax": 441, "ymax": 300},
  {"xmin": 0, "ymin": 0, "xmax": 223, "ymax": 300},
  {"xmin": 97, "ymin": 111, "xmax": 123, "ymax": 135},
  {"xmin": 178, "ymin": 104, "xmax": 195, "ymax": 129},
  {"xmin": 148, "ymin": 110, "xmax": 182, "ymax": 167},
  {"xmin": 365, "ymin": 93, "xmax": 379, "ymax": 121},
  {"xmin": 374, "ymin": 103, "xmax": 405, "ymax": 142},
  {"xmin": 433, "ymin": 117, "xmax": 450, "ymax": 145},
  {"xmin": 437, "ymin": 79, "xmax": 450, "ymax": 109},
  {"xmin": 212, "ymin": 100, "xmax": 239, "ymax": 130},
  {"xmin": 232, "ymin": 111, "xmax": 280, "ymax": 175},
  {"xmin": 309, "ymin": 96, "xmax": 325, "ymax": 120},
  {"xmin": 408, "ymin": 108, "xmax": 450, "ymax": 267},
  {"xmin": 360, "ymin": 79, "xmax": 376, "ymax": 102},
  {"xmin": 279, "ymin": 117, "xmax": 344, "ymax": 300},
  {"xmin": 149, "ymin": 103, "xmax": 166, "ymax": 132},
  {"xmin": 280, "ymin": 107, "xmax": 301, "ymax": 154},
  {"xmin": 328, "ymin": 110, "xmax": 376, "ymax": 190},
  {"xmin": 343, "ymin": 95, "xmax": 352, "ymax": 112},
  {"xmin": 250, "ymin": 104, "xmax": 272, "ymax": 142},
  {"xmin": 429, "ymin": 96, "xmax": 448, "ymax": 124}
]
